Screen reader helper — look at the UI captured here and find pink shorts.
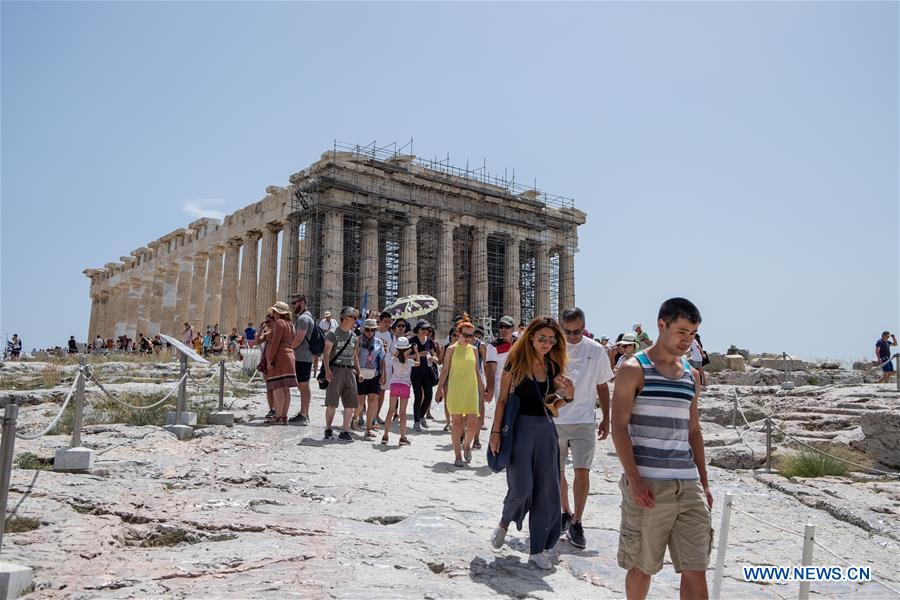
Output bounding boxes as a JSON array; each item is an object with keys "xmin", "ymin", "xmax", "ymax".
[{"xmin": 389, "ymin": 382, "xmax": 411, "ymax": 400}]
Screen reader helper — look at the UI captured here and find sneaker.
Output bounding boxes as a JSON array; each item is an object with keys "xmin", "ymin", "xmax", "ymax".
[
  {"xmin": 364, "ymin": 430, "xmax": 376, "ymax": 439},
  {"xmin": 393, "ymin": 414, "xmax": 400, "ymax": 422},
  {"xmin": 288, "ymin": 413, "xmax": 308, "ymax": 424},
  {"xmin": 567, "ymin": 521, "xmax": 586, "ymax": 549},
  {"xmin": 560, "ymin": 512, "xmax": 573, "ymax": 537},
  {"xmin": 398, "ymin": 437, "xmax": 411, "ymax": 446},
  {"xmin": 357, "ymin": 416, "xmax": 365, "ymax": 428},
  {"xmin": 472, "ymin": 439, "xmax": 482, "ymax": 450},
  {"xmin": 442, "ymin": 424, "xmax": 450, "ymax": 432},
  {"xmin": 324, "ymin": 428, "xmax": 333, "ymax": 440},
  {"xmin": 338, "ymin": 431, "xmax": 353, "ymax": 442},
  {"xmin": 463, "ymin": 449, "xmax": 472, "ymax": 463},
  {"xmin": 375, "ymin": 417, "xmax": 385, "ymax": 425},
  {"xmin": 453, "ymin": 458, "xmax": 466, "ymax": 468},
  {"xmin": 420, "ymin": 418, "xmax": 429, "ymax": 429},
  {"xmin": 529, "ymin": 552, "xmax": 552, "ymax": 570},
  {"xmin": 413, "ymin": 421, "xmax": 423, "ymax": 432},
  {"xmin": 491, "ymin": 526, "xmax": 507, "ymax": 549},
  {"xmin": 381, "ymin": 435, "xmax": 388, "ymax": 445},
  {"xmin": 265, "ymin": 409, "xmax": 276, "ymax": 418}
]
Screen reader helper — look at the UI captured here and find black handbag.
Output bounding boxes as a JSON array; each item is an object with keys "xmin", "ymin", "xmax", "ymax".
[
  {"xmin": 317, "ymin": 335, "xmax": 353, "ymax": 390},
  {"xmin": 486, "ymin": 392, "xmax": 520, "ymax": 473}
]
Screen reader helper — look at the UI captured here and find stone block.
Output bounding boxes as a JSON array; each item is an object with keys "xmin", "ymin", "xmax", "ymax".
[
  {"xmin": 165, "ymin": 411, "xmax": 197, "ymax": 426},
  {"xmin": 0, "ymin": 562, "xmax": 33, "ymax": 599},
  {"xmin": 725, "ymin": 354, "xmax": 745, "ymax": 372},
  {"xmin": 164, "ymin": 424, "xmax": 193, "ymax": 440},
  {"xmin": 53, "ymin": 447, "xmax": 95, "ymax": 472},
  {"xmin": 859, "ymin": 411, "xmax": 900, "ymax": 469},
  {"xmin": 207, "ymin": 411, "xmax": 234, "ymax": 426}
]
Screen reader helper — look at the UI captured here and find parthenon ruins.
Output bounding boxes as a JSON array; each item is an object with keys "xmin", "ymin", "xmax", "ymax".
[{"xmin": 84, "ymin": 142, "xmax": 586, "ymax": 339}]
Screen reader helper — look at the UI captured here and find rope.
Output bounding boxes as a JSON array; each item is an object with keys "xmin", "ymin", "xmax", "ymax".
[
  {"xmin": 187, "ymin": 368, "xmax": 218, "ymax": 386},
  {"xmin": 730, "ymin": 506, "xmax": 805, "ymax": 537},
  {"xmin": 87, "ymin": 372, "xmax": 186, "ymax": 411},
  {"xmin": 15, "ymin": 372, "xmax": 81, "ymax": 440},
  {"xmin": 224, "ymin": 369, "xmax": 261, "ymax": 391},
  {"xmin": 767, "ymin": 420, "xmax": 900, "ymax": 479},
  {"xmin": 811, "ymin": 539, "xmax": 900, "ymax": 595}
]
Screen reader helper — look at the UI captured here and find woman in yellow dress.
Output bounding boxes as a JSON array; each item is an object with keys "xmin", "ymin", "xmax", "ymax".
[{"xmin": 435, "ymin": 319, "xmax": 485, "ymax": 467}]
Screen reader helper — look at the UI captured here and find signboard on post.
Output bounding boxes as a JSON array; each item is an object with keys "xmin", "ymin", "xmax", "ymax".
[{"xmin": 159, "ymin": 334, "xmax": 209, "ymax": 365}]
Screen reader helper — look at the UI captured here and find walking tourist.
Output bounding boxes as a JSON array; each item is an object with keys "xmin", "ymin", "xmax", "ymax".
[
  {"xmin": 373, "ymin": 311, "xmax": 395, "ymax": 424},
  {"xmin": 323, "ymin": 307, "xmax": 360, "ymax": 442},
  {"xmin": 244, "ymin": 321, "xmax": 257, "ymax": 348},
  {"xmin": 633, "ymin": 323, "xmax": 652, "ymax": 350},
  {"xmin": 434, "ymin": 319, "xmax": 485, "ymax": 467},
  {"xmin": 288, "ymin": 294, "xmax": 315, "ymax": 425},
  {"xmin": 256, "ymin": 313, "xmax": 277, "ymax": 419},
  {"xmin": 557, "ymin": 307, "xmax": 614, "ymax": 549},
  {"xmin": 488, "ymin": 317, "xmax": 574, "ymax": 570},
  {"xmin": 688, "ymin": 334, "xmax": 707, "ymax": 386},
  {"xmin": 615, "ymin": 333, "xmax": 639, "ymax": 370},
  {"xmin": 410, "ymin": 319, "xmax": 438, "ymax": 432},
  {"xmin": 93, "ymin": 335, "xmax": 105, "ymax": 353},
  {"xmin": 876, "ymin": 330, "xmax": 897, "ymax": 383},
  {"xmin": 181, "ymin": 322, "xmax": 194, "ymax": 346},
  {"xmin": 382, "ymin": 336, "xmax": 417, "ymax": 446},
  {"xmin": 490, "ymin": 315, "xmax": 517, "ymax": 401},
  {"xmin": 355, "ymin": 319, "xmax": 387, "ymax": 438},
  {"xmin": 611, "ymin": 297, "xmax": 712, "ymax": 600},
  {"xmin": 439, "ymin": 327, "xmax": 460, "ymax": 431},
  {"xmin": 67, "ymin": 336, "xmax": 79, "ymax": 354},
  {"xmin": 262, "ymin": 302, "xmax": 298, "ymax": 424},
  {"xmin": 313, "ymin": 311, "xmax": 338, "ymax": 373}
]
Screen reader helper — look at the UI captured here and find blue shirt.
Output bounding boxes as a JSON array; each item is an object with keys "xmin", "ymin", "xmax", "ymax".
[{"xmin": 245, "ymin": 327, "xmax": 256, "ymax": 341}]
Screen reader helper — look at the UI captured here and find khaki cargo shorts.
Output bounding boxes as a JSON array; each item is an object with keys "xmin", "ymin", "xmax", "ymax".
[
  {"xmin": 556, "ymin": 423, "xmax": 596, "ymax": 470},
  {"xmin": 325, "ymin": 367, "xmax": 359, "ymax": 409},
  {"xmin": 617, "ymin": 475, "xmax": 713, "ymax": 575}
]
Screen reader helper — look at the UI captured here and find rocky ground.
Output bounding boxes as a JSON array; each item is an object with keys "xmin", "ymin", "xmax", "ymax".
[{"xmin": 1, "ymin": 358, "xmax": 899, "ymax": 599}]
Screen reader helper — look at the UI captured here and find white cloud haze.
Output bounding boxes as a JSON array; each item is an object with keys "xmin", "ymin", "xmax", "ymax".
[{"xmin": 181, "ymin": 199, "xmax": 226, "ymax": 221}]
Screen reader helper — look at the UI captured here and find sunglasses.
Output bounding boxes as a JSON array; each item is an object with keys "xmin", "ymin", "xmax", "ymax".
[
  {"xmin": 460, "ymin": 332, "xmax": 474, "ymax": 339},
  {"xmin": 364, "ymin": 328, "xmax": 376, "ymax": 332},
  {"xmin": 563, "ymin": 327, "xmax": 583, "ymax": 336},
  {"xmin": 537, "ymin": 335, "xmax": 557, "ymax": 345}
]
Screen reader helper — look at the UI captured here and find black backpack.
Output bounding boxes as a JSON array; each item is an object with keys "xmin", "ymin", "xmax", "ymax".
[{"xmin": 305, "ymin": 313, "xmax": 326, "ymax": 355}]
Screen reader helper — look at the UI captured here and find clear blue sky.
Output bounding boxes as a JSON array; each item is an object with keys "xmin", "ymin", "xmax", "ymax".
[{"xmin": 2, "ymin": 1, "xmax": 897, "ymax": 363}]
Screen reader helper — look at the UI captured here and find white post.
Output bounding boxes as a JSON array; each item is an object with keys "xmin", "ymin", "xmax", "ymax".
[
  {"xmin": 207, "ymin": 359, "xmax": 234, "ymax": 426},
  {"xmin": 731, "ymin": 393, "xmax": 738, "ymax": 429},
  {"xmin": 0, "ymin": 402, "xmax": 33, "ymax": 597},
  {"xmin": 766, "ymin": 417, "xmax": 772, "ymax": 473},
  {"xmin": 54, "ymin": 360, "xmax": 95, "ymax": 472},
  {"xmin": 711, "ymin": 493, "xmax": 733, "ymax": 600},
  {"xmin": 798, "ymin": 524, "xmax": 815, "ymax": 600}
]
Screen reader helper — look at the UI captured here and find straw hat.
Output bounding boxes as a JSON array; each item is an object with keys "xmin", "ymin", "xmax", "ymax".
[
  {"xmin": 617, "ymin": 332, "xmax": 638, "ymax": 346},
  {"xmin": 270, "ymin": 301, "xmax": 291, "ymax": 315},
  {"xmin": 395, "ymin": 336, "xmax": 411, "ymax": 349}
]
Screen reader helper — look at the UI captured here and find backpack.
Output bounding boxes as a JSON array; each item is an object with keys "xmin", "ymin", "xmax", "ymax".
[{"xmin": 305, "ymin": 313, "xmax": 326, "ymax": 355}]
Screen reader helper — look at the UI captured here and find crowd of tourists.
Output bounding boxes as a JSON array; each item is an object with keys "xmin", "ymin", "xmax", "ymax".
[{"xmin": 244, "ymin": 293, "xmax": 714, "ymax": 597}]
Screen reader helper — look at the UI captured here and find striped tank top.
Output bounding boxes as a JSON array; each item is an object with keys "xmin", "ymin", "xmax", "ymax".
[{"xmin": 628, "ymin": 351, "xmax": 699, "ymax": 480}]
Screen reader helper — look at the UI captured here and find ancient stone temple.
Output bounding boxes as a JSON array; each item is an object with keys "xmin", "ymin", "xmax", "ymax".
[{"xmin": 84, "ymin": 142, "xmax": 586, "ymax": 340}]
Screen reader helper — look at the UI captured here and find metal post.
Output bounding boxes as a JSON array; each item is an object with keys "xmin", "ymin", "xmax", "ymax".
[
  {"xmin": 175, "ymin": 353, "xmax": 188, "ymax": 424},
  {"xmin": 798, "ymin": 524, "xmax": 815, "ymax": 600},
  {"xmin": 765, "ymin": 417, "xmax": 772, "ymax": 473},
  {"xmin": 217, "ymin": 359, "xmax": 225, "ymax": 412},
  {"xmin": 783, "ymin": 352, "xmax": 789, "ymax": 381},
  {"xmin": 895, "ymin": 355, "xmax": 899, "ymax": 392},
  {"xmin": 711, "ymin": 493, "xmax": 733, "ymax": 600},
  {"xmin": 71, "ymin": 356, "xmax": 86, "ymax": 448},
  {"xmin": 0, "ymin": 403, "xmax": 20, "ymax": 557}
]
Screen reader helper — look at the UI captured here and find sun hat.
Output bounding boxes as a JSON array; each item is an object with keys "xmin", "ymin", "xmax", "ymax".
[
  {"xmin": 363, "ymin": 319, "xmax": 378, "ymax": 328},
  {"xmin": 600, "ymin": 335, "xmax": 609, "ymax": 342},
  {"xmin": 632, "ymin": 323, "xmax": 641, "ymax": 330},
  {"xmin": 323, "ymin": 311, "xmax": 332, "ymax": 318},
  {"xmin": 396, "ymin": 336, "xmax": 411, "ymax": 349},
  {"xmin": 617, "ymin": 332, "xmax": 638, "ymax": 346},
  {"xmin": 270, "ymin": 301, "xmax": 291, "ymax": 315},
  {"xmin": 413, "ymin": 319, "xmax": 432, "ymax": 333}
]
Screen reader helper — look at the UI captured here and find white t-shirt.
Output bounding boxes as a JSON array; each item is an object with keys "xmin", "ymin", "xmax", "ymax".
[
  {"xmin": 375, "ymin": 330, "xmax": 394, "ymax": 376},
  {"xmin": 390, "ymin": 356, "xmax": 416, "ymax": 386},
  {"xmin": 555, "ymin": 337, "xmax": 614, "ymax": 425},
  {"xmin": 318, "ymin": 318, "xmax": 338, "ymax": 333},
  {"xmin": 689, "ymin": 339, "xmax": 702, "ymax": 362}
]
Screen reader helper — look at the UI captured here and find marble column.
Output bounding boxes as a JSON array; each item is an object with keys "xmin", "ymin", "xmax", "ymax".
[
  {"xmin": 321, "ymin": 211, "xmax": 344, "ymax": 314},
  {"xmin": 558, "ymin": 245, "xmax": 575, "ymax": 316},
  {"xmin": 148, "ymin": 272, "xmax": 165, "ymax": 337},
  {"xmin": 112, "ymin": 287, "xmax": 128, "ymax": 339},
  {"xmin": 220, "ymin": 240, "xmax": 241, "ymax": 333},
  {"xmin": 160, "ymin": 265, "xmax": 179, "ymax": 336},
  {"xmin": 436, "ymin": 221, "xmax": 455, "ymax": 334},
  {"xmin": 277, "ymin": 215, "xmax": 299, "ymax": 301},
  {"xmin": 97, "ymin": 292, "xmax": 111, "ymax": 339},
  {"xmin": 124, "ymin": 283, "xmax": 141, "ymax": 339},
  {"xmin": 504, "ymin": 236, "xmax": 521, "ymax": 326},
  {"xmin": 360, "ymin": 217, "xmax": 379, "ymax": 313},
  {"xmin": 471, "ymin": 225, "xmax": 489, "ymax": 322},
  {"xmin": 535, "ymin": 242, "xmax": 551, "ymax": 317},
  {"xmin": 296, "ymin": 221, "xmax": 310, "ymax": 300},
  {"xmin": 87, "ymin": 294, "xmax": 101, "ymax": 340},
  {"xmin": 256, "ymin": 223, "xmax": 280, "ymax": 320},
  {"xmin": 134, "ymin": 281, "xmax": 151, "ymax": 338},
  {"xmin": 399, "ymin": 215, "xmax": 419, "ymax": 297},
  {"xmin": 237, "ymin": 231, "xmax": 261, "ymax": 327},
  {"xmin": 203, "ymin": 247, "xmax": 224, "ymax": 330},
  {"xmin": 189, "ymin": 252, "xmax": 209, "ymax": 327}
]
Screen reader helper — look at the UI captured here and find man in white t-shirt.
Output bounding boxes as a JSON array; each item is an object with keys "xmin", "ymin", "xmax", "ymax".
[
  {"xmin": 374, "ymin": 311, "xmax": 395, "ymax": 424},
  {"xmin": 490, "ymin": 315, "xmax": 517, "ymax": 401},
  {"xmin": 556, "ymin": 307, "xmax": 614, "ymax": 550}
]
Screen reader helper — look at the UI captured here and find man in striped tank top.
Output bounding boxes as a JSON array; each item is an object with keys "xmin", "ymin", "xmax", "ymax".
[{"xmin": 611, "ymin": 298, "xmax": 713, "ymax": 600}]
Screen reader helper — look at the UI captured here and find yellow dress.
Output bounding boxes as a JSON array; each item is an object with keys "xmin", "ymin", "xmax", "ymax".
[{"xmin": 446, "ymin": 344, "xmax": 480, "ymax": 416}]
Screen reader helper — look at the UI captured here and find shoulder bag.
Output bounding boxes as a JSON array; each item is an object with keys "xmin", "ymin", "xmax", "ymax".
[{"xmin": 317, "ymin": 334, "xmax": 353, "ymax": 390}]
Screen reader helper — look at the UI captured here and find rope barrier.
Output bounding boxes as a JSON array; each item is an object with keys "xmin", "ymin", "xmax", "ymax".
[
  {"xmin": 187, "ymin": 369, "xmax": 218, "ymax": 386},
  {"xmin": 779, "ymin": 353, "xmax": 899, "ymax": 392},
  {"xmin": 729, "ymin": 505, "xmax": 806, "ymax": 537},
  {"xmin": 86, "ymin": 372, "xmax": 186, "ymax": 411},
  {"xmin": 811, "ymin": 539, "xmax": 900, "ymax": 595},
  {"xmin": 223, "ymin": 369, "xmax": 261, "ymax": 391},
  {"xmin": 14, "ymin": 373, "xmax": 81, "ymax": 440}
]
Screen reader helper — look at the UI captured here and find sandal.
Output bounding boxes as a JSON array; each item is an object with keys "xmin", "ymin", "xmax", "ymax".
[
  {"xmin": 398, "ymin": 437, "xmax": 411, "ymax": 446},
  {"xmin": 381, "ymin": 435, "xmax": 389, "ymax": 445},
  {"xmin": 364, "ymin": 429, "xmax": 376, "ymax": 439}
]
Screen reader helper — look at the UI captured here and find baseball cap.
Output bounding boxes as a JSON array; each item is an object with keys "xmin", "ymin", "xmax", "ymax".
[{"xmin": 499, "ymin": 315, "xmax": 515, "ymax": 327}]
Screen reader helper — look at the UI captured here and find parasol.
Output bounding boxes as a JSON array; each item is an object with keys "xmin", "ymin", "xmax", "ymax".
[{"xmin": 383, "ymin": 294, "xmax": 439, "ymax": 320}]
